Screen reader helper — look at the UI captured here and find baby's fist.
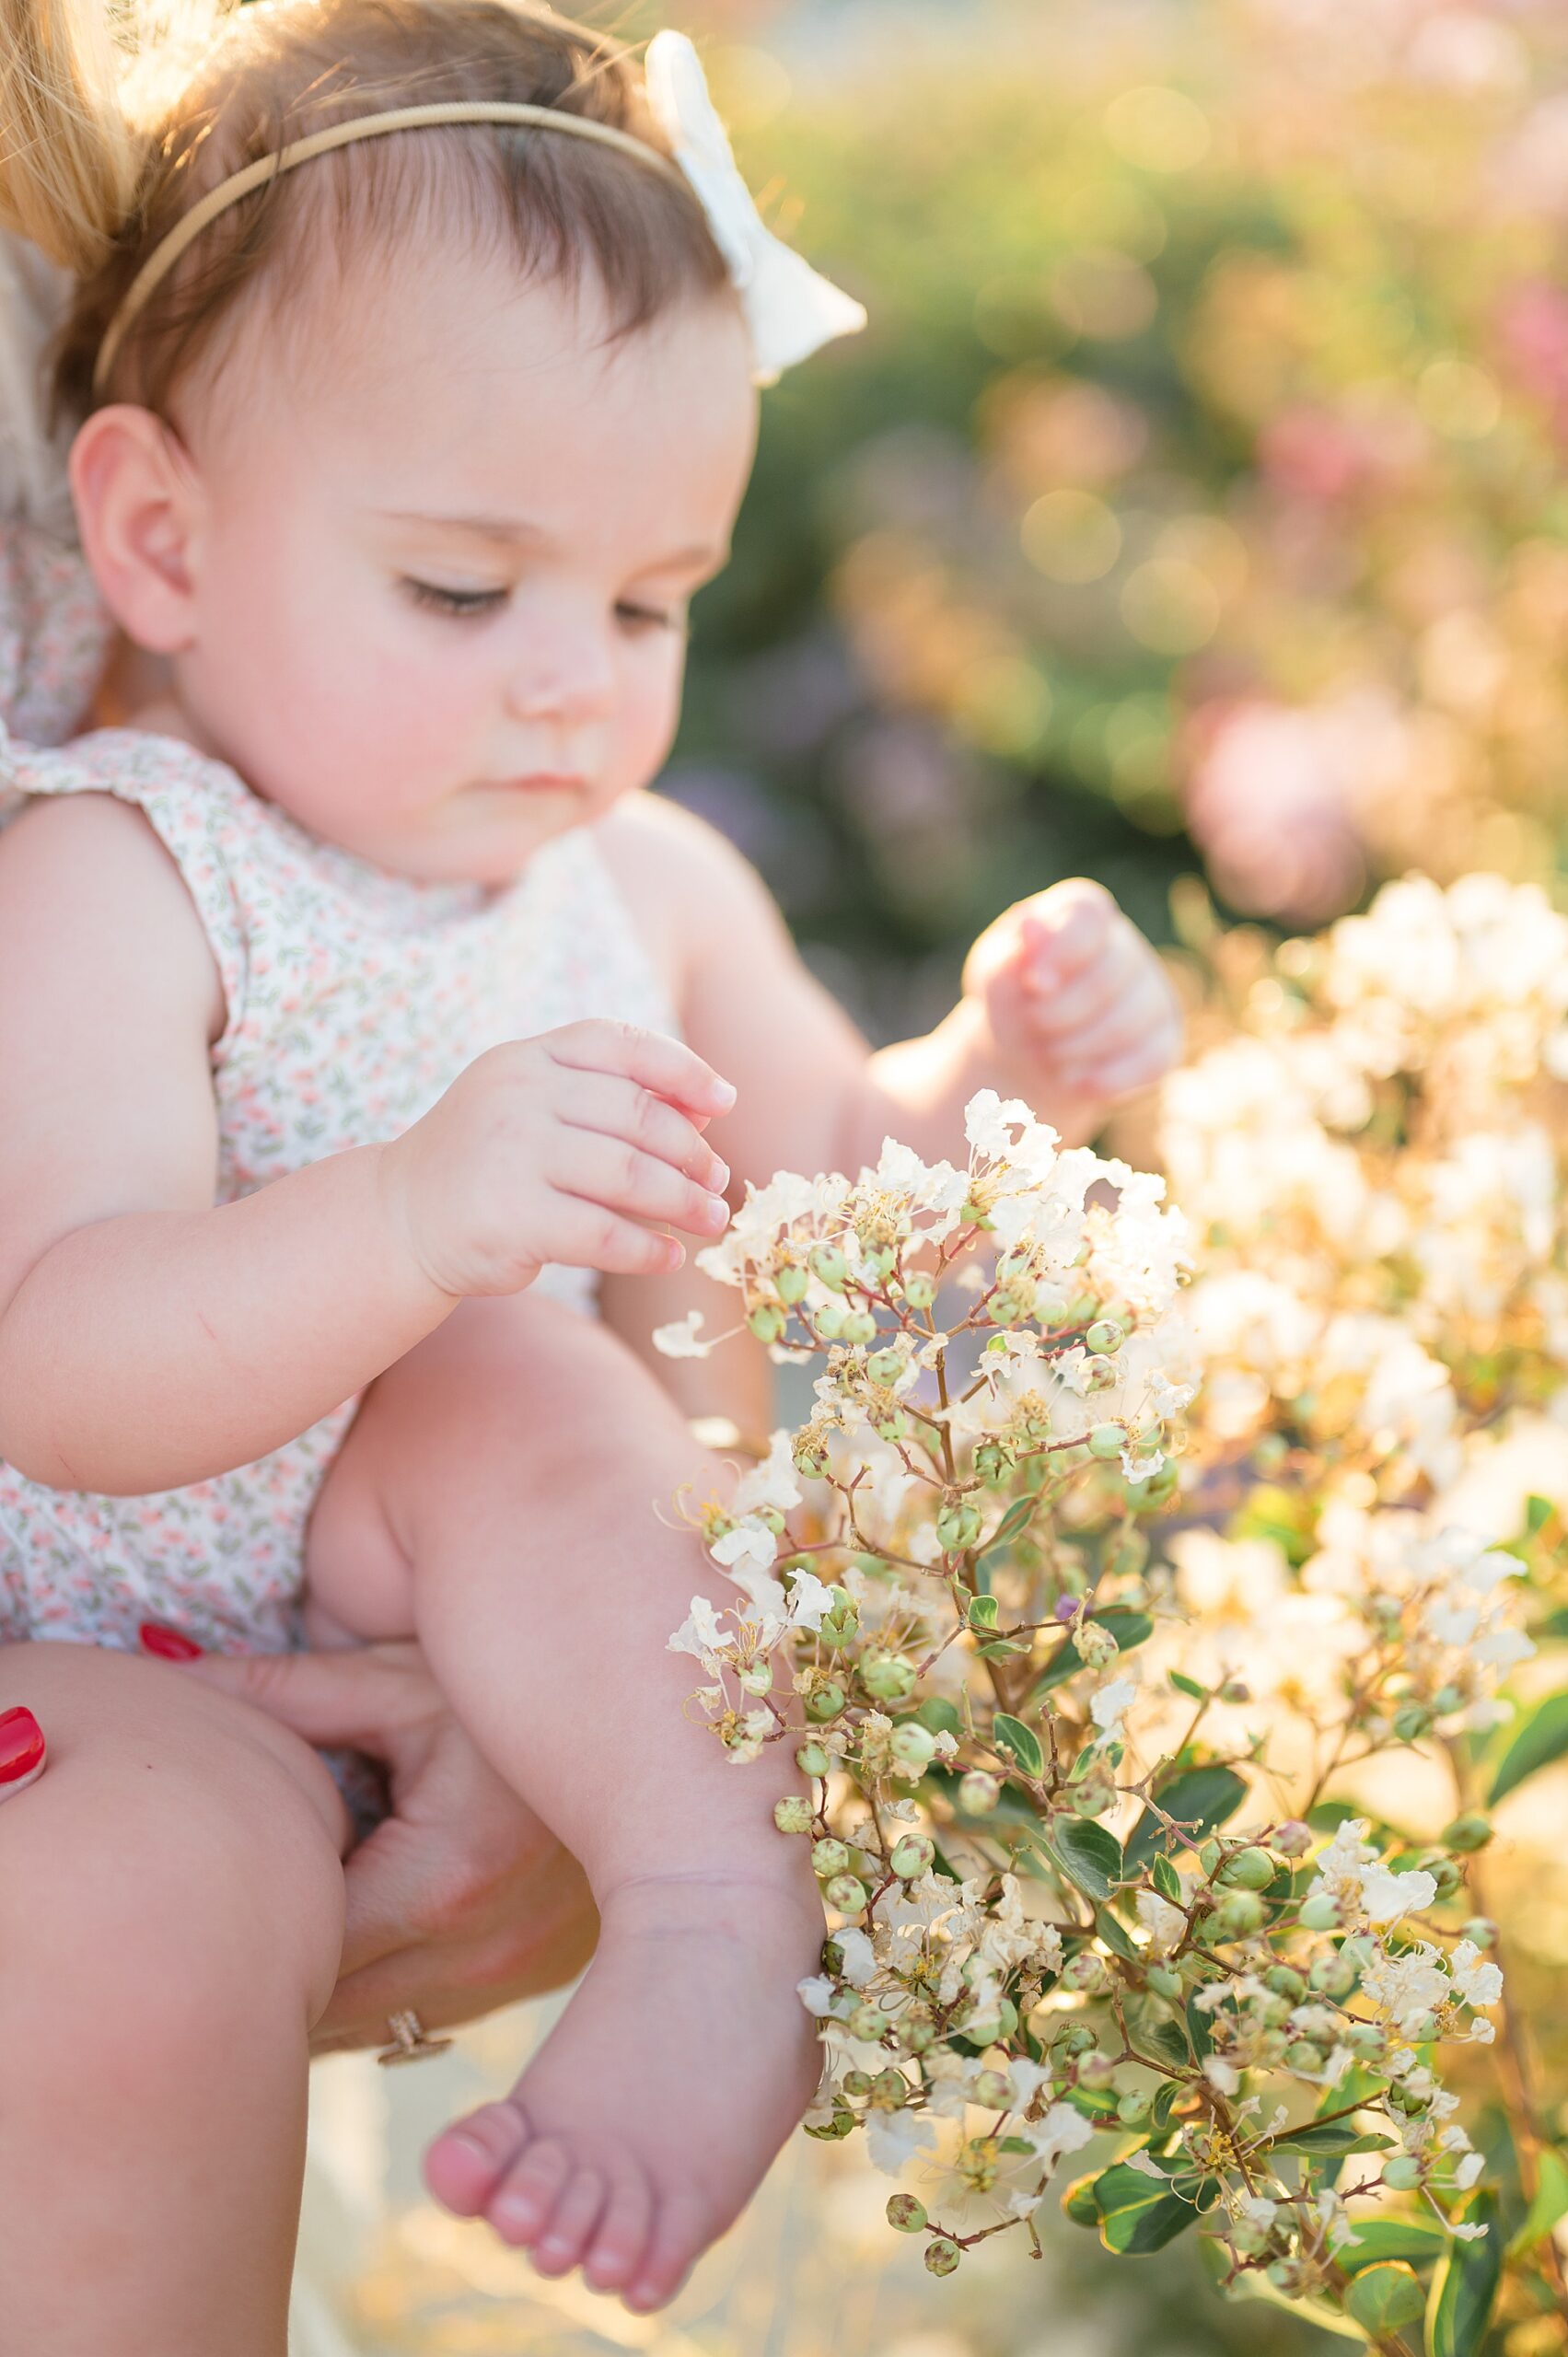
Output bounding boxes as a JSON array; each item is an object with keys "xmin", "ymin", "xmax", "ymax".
[{"xmin": 964, "ymin": 878, "xmax": 1181, "ymax": 1115}]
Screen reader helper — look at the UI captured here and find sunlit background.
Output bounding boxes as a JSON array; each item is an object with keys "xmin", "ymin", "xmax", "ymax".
[{"xmin": 292, "ymin": 0, "xmax": 1568, "ymax": 2346}]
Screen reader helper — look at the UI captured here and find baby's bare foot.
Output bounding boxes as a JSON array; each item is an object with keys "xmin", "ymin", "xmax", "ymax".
[{"xmin": 424, "ymin": 1870, "xmax": 823, "ymax": 2311}]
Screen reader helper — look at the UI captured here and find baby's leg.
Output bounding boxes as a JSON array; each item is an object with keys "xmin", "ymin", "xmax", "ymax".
[
  {"xmin": 0, "ymin": 1640, "xmax": 348, "ymax": 2357},
  {"xmin": 307, "ymin": 1295, "xmax": 823, "ymax": 2312}
]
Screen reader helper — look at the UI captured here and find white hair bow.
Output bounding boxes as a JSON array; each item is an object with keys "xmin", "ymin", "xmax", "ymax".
[{"xmin": 645, "ymin": 30, "xmax": 868, "ymax": 388}]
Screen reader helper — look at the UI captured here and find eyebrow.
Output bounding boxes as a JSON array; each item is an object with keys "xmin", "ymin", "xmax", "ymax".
[{"xmin": 383, "ymin": 511, "xmax": 728, "ymax": 570}]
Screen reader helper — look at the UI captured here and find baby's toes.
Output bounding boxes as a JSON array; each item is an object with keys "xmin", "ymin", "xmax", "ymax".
[
  {"xmin": 581, "ymin": 2170, "xmax": 655, "ymax": 2295},
  {"xmin": 488, "ymin": 2133, "xmax": 575, "ymax": 2248},
  {"xmin": 623, "ymin": 2189, "xmax": 713, "ymax": 2314},
  {"xmin": 424, "ymin": 2098, "xmax": 529, "ymax": 2217},
  {"xmin": 529, "ymin": 2165, "xmax": 608, "ymax": 2276}
]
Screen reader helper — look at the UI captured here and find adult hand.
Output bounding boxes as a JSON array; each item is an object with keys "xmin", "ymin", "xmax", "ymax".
[{"xmin": 183, "ymin": 1639, "xmax": 598, "ymax": 2053}]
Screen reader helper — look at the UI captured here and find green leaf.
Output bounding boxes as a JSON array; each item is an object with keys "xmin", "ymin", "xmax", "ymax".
[
  {"xmin": 1124, "ymin": 1766, "xmax": 1249, "ymax": 1870},
  {"xmin": 1427, "ymin": 2193, "xmax": 1500, "ymax": 2357},
  {"xmin": 1051, "ymin": 1816, "xmax": 1124, "ymax": 1899},
  {"xmin": 1095, "ymin": 2162, "xmax": 1213, "ymax": 2255},
  {"xmin": 1095, "ymin": 1904, "xmax": 1138, "ymax": 1961},
  {"xmin": 1152, "ymin": 1853, "xmax": 1184, "ymax": 1904},
  {"xmin": 1137, "ymin": 2015, "xmax": 1190, "ymax": 2073},
  {"xmin": 1507, "ymin": 2148, "xmax": 1568, "ymax": 2261},
  {"xmin": 1266, "ymin": 2121, "xmax": 1393, "ymax": 2159},
  {"xmin": 916, "ymin": 1697, "xmax": 963, "ymax": 1738},
  {"xmin": 1489, "ymin": 1689, "xmax": 1568, "ymax": 1805},
  {"xmin": 1028, "ymin": 1609, "xmax": 1154, "ymax": 1698},
  {"xmin": 1527, "ymin": 1493, "xmax": 1555, "ymax": 1535},
  {"xmin": 1339, "ymin": 2217, "xmax": 1447, "ymax": 2274},
  {"xmin": 979, "ymin": 1496, "xmax": 1039, "ymax": 1559},
  {"xmin": 967, "ymin": 1592, "xmax": 1000, "ymax": 1631},
  {"xmin": 1062, "ymin": 2170, "xmax": 1101, "ymax": 2228},
  {"xmin": 993, "ymin": 1713, "xmax": 1044, "ymax": 1780},
  {"xmin": 1184, "ymin": 1991, "xmax": 1213, "ymax": 2062},
  {"xmin": 1346, "ymin": 2265, "xmax": 1425, "ymax": 2334},
  {"xmin": 1168, "ymin": 1669, "xmax": 1206, "ymax": 1701}
]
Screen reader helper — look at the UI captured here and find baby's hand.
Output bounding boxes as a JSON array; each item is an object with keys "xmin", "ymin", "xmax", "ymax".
[
  {"xmin": 381, "ymin": 1021, "xmax": 735, "ymax": 1298},
  {"xmin": 963, "ymin": 878, "xmax": 1182, "ymax": 1118}
]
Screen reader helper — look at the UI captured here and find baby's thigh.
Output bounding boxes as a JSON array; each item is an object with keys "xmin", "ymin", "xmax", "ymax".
[{"xmin": 0, "ymin": 1640, "xmax": 349, "ymax": 2053}]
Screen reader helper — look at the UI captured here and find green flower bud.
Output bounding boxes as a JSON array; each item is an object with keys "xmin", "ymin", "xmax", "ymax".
[
  {"xmin": 1345, "ymin": 2023, "xmax": 1386, "ymax": 2061},
  {"xmin": 1062, "ymin": 1951, "xmax": 1109, "ymax": 1995},
  {"xmin": 1392, "ymin": 1703, "xmax": 1432, "ymax": 1743},
  {"xmin": 903, "ymin": 1271, "xmax": 936, "ymax": 1310},
  {"xmin": 1217, "ymin": 1847, "xmax": 1275, "ymax": 1890},
  {"xmin": 1116, "ymin": 2089, "xmax": 1151, "ymax": 2126},
  {"xmin": 958, "ymin": 1770, "xmax": 1001, "ymax": 1814},
  {"xmin": 810, "ymin": 1243, "xmax": 849, "ymax": 1292},
  {"xmin": 924, "ymin": 2236, "xmax": 962, "ymax": 2277},
  {"xmin": 796, "ymin": 1742, "xmax": 832, "ymax": 1778},
  {"xmin": 1075, "ymin": 1619, "xmax": 1120, "ymax": 1671},
  {"xmin": 775, "ymin": 1261, "xmax": 810, "ymax": 1305},
  {"xmin": 848, "ymin": 2002, "xmax": 885, "ymax": 2041},
  {"xmin": 836, "ymin": 1309, "xmax": 875, "ymax": 1347},
  {"xmin": 890, "ymin": 1835, "xmax": 935, "ymax": 1879},
  {"xmin": 1085, "ymin": 1318, "xmax": 1124, "ymax": 1354},
  {"xmin": 889, "ymin": 1722, "xmax": 939, "ymax": 1771},
  {"xmin": 813, "ymin": 1837, "xmax": 852, "ymax": 1878},
  {"xmin": 1383, "ymin": 2155, "xmax": 1423, "ymax": 2192},
  {"xmin": 1075, "ymin": 2049, "xmax": 1117, "ymax": 2090},
  {"xmin": 824, "ymin": 1874, "xmax": 869, "ymax": 1915},
  {"xmin": 773, "ymin": 1796, "xmax": 813, "ymax": 1835},
  {"xmin": 804, "ymin": 2105, "xmax": 855, "ymax": 2142},
  {"xmin": 1298, "ymin": 1894, "xmax": 1340, "ymax": 1932},
  {"xmin": 872, "ymin": 2068, "xmax": 908, "ymax": 2109},
  {"xmin": 1145, "ymin": 1966, "xmax": 1183, "ymax": 2000},
  {"xmin": 935, "ymin": 1500, "xmax": 983, "ymax": 1550},
  {"xmin": 1427, "ymin": 1857, "xmax": 1463, "ymax": 1900},
  {"xmin": 1441, "ymin": 1813, "xmax": 1493, "ymax": 1853},
  {"xmin": 748, "ymin": 1303, "xmax": 787, "ymax": 1343},
  {"xmin": 888, "ymin": 2195, "xmax": 927, "ymax": 2234},
  {"xmin": 842, "ymin": 2071, "xmax": 874, "ymax": 2100},
  {"xmin": 1285, "ymin": 2039, "xmax": 1325, "ymax": 2074},
  {"xmin": 1198, "ymin": 1838, "xmax": 1224, "ymax": 1877},
  {"xmin": 1461, "ymin": 1917, "xmax": 1496, "ymax": 1950},
  {"xmin": 904, "ymin": 2020, "xmax": 937, "ymax": 2054},
  {"xmin": 806, "ymin": 1680, "xmax": 847, "ymax": 1723},
  {"xmin": 867, "ymin": 1347, "xmax": 906, "ymax": 1386},
  {"xmin": 969, "ymin": 2067, "xmax": 1010, "ymax": 2109},
  {"xmin": 1231, "ymin": 2222, "xmax": 1270, "ymax": 2258},
  {"xmin": 1214, "ymin": 1891, "xmax": 1266, "ymax": 1940},
  {"xmin": 739, "ymin": 1660, "xmax": 773, "ymax": 1695},
  {"xmin": 1086, "ymin": 1422, "xmax": 1125, "ymax": 1460},
  {"xmin": 1273, "ymin": 1819, "xmax": 1311, "ymax": 1857},
  {"xmin": 861, "ymin": 1652, "xmax": 917, "ymax": 1702},
  {"xmin": 1310, "ymin": 1953, "xmax": 1358, "ymax": 1998},
  {"xmin": 1430, "ymin": 1684, "xmax": 1464, "ymax": 1718},
  {"xmin": 1264, "ymin": 1965, "xmax": 1307, "ymax": 2001},
  {"xmin": 812, "ymin": 1304, "xmax": 845, "ymax": 1342},
  {"xmin": 1052, "ymin": 2023, "xmax": 1098, "ymax": 2057}
]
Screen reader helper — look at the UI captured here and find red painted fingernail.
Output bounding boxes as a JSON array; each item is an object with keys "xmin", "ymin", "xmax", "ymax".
[
  {"xmin": 0, "ymin": 1705, "xmax": 46, "ymax": 1794},
  {"xmin": 138, "ymin": 1620, "xmax": 204, "ymax": 1661}
]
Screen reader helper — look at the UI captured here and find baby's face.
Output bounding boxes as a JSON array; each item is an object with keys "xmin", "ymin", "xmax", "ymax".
[{"xmin": 169, "ymin": 250, "xmax": 758, "ymax": 883}]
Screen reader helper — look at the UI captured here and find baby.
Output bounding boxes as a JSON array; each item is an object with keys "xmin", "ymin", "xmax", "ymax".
[{"xmin": 0, "ymin": 0, "xmax": 1181, "ymax": 2342}]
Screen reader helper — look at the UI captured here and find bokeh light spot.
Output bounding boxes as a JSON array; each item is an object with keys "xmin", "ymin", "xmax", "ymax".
[
  {"xmin": 1418, "ymin": 356, "xmax": 1503, "ymax": 439},
  {"xmin": 1120, "ymin": 558, "xmax": 1222, "ymax": 654},
  {"xmin": 1103, "ymin": 85, "xmax": 1212, "ymax": 173},
  {"xmin": 1021, "ymin": 488, "xmax": 1123, "ymax": 583},
  {"xmin": 953, "ymin": 656, "xmax": 1054, "ymax": 758}
]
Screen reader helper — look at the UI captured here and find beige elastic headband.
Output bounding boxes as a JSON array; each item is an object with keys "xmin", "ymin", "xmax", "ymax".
[{"xmin": 92, "ymin": 100, "xmax": 688, "ymax": 393}]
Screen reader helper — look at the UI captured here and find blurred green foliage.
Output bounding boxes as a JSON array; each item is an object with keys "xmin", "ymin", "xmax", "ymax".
[{"xmin": 606, "ymin": 0, "xmax": 1568, "ymax": 1034}]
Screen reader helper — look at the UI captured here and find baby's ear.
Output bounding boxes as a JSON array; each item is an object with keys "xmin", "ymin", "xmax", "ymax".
[{"xmin": 68, "ymin": 405, "xmax": 202, "ymax": 655}]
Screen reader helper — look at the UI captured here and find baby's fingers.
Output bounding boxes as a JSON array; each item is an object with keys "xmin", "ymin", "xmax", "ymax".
[
  {"xmin": 555, "ymin": 1072, "xmax": 729, "ymax": 1195},
  {"xmin": 551, "ymin": 1132, "xmax": 731, "ymax": 1247},
  {"xmin": 1021, "ymin": 880, "xmax": 1115, "ymax": 983},
  {"xmin": 545, "ymin": 1021, "xmax": 735, "ymax": 1121}
]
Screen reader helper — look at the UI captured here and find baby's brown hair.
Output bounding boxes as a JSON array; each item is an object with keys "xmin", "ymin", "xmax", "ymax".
[{"xmin": 0, "ymin": 0, "xmax": 733, "ymax": 424}]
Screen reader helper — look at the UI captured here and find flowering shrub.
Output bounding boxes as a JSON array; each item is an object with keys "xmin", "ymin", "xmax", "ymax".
[{"xmin": 658, "ymin": 874, "xmax": 1568, "ymax": 2351}]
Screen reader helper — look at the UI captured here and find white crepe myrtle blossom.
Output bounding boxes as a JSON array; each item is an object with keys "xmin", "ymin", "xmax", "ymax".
[{"xmin": 656, "ymin": 1057, "xmax": 1547, "ymax": 2322}]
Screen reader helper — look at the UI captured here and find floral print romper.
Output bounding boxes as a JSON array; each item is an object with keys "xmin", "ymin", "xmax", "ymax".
[{"xmin": 0, "ymin": 516, "xmax": 679, "ymax": 1750}]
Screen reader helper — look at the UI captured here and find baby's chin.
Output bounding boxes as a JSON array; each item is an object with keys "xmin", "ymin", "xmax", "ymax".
[{"xmin": 330, "ymin": 788, "xmax": 604, "ymax": 888}]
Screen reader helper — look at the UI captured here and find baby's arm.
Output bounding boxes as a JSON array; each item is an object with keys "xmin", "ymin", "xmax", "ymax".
[
  {"xmin": 599, "ymin": 796, "xmax": 1182, "ymax": 1188},
  {"xmin": 0, "ymin": 794, "xmax": 731, "ymax": 1493}
]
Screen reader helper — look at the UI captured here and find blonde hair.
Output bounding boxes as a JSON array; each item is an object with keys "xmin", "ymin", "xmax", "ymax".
[{"xmin": 0, "ymin": 0, "xmax": 732, "ymax": 423}]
